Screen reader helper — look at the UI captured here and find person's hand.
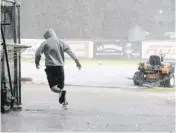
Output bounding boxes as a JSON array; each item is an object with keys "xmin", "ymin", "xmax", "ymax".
[
  {"xmin": 76, "ymin": 61, "xmax": 81, "ymax": 70},
  {"xmin": 35, "ymin": 60, "xmax": 40, "ymax": 69},
  {"xmin": 36, "ymin": 63, "xmax": 40, "ymax": 69}
]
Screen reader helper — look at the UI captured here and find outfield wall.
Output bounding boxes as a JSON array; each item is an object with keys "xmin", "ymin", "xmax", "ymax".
[
  {"xmin": 20, "ymin": 39, "xmax": 176, "ymax": 61},
  {"xmin": 21, "ymin": 39, "xmax": 94, "ymax": 59}
]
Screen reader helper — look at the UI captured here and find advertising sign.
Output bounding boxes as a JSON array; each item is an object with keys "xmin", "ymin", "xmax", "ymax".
[
  {"xmin": 21, "ymin": 39, "xmax": 94, "ymax": 59},
  {"xmin": 142, "ymin": 41, "xmax": 176, "ymax": 60},
  {"xmin": 93, "ymin": 40, "xmax": 141, "ymax": 59}
]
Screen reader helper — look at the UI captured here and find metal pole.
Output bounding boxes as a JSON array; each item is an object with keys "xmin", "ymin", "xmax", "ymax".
[
  {"xmin": 13, "ymin": 2, "xmax": 18, "ymax": 105},
  {"xmin": 17, "ymin": 4, "xmax": 21, "ymax": 105},
  {"xmin": 1, "ymin": 8, "xmax": 5, "ymax": 90}
]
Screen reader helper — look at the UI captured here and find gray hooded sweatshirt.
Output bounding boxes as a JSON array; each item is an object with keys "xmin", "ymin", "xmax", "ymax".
[{"xmin": 35, "ymin": 28, "xmax": 79, "ymax": 67}]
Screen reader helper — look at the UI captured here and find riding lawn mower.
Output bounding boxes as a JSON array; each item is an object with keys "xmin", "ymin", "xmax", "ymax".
[{"xmin": 133, "ymin": 54, "xmax": 175, "ymax": 88}]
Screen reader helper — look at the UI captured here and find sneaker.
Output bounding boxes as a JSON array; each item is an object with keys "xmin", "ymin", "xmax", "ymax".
[
  {"xmin": 62, "ymin": 101, "xmax": 68, "ymax": 109},
  {"xmin": 59, "ymin": 90, "xmax": 66, "ymax": 104}
]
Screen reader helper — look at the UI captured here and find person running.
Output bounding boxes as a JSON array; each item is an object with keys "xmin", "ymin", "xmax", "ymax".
[{"xmin": 35, "ymin": 28, "xmax": 81, "ymax": 108}]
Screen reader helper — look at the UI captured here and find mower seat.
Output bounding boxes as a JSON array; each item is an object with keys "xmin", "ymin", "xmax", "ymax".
[{"xmin": 149, "ymin": 55, "xmax": 161, "ymax": 66}]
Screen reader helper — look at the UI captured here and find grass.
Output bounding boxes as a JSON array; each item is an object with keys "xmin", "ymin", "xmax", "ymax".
[
  {"xmin": 24, "ymin": 82, "xmax": 176, "ymax": 93},
  {"xmin": 21, "ymin": 58, "xmax": 139, "ymax": 66}
]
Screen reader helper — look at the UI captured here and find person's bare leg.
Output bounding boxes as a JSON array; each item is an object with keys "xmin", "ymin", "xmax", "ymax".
[
  {"xmin": 51, "ymin": 85, "xmax": 67, "ymax": 107},
  {"xmin": 50, "ymin": 85, "xmax": 61, "ymax": 93}
]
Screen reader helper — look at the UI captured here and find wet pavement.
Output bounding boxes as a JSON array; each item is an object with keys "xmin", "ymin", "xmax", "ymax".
[{"xmin": 1, "ymin": 83, "xmax": 175, "ymax": 132}]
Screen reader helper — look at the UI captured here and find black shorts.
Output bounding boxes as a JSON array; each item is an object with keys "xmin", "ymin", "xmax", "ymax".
[{"xmin": 45, "ymin": 66, "xmax": 64, "ymax": 89}]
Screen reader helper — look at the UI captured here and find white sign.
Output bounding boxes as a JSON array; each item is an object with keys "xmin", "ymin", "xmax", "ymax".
[
  {"xmin": 63, "ymin": 40, "xmax": 93, "ymax": 58},
  {"xmin": 21, "ymin": 39, "xmax": 94, "ymax": 59},
  {"xmin": 142, "ymin": 41, "xmax": 176, "ymax": 60}
]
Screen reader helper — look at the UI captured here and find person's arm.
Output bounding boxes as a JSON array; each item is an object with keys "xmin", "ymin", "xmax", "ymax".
[
  {"xmin": 62, "ymin": 41, "xmax": 81, "ymax": 69},
  {"xmin": 35, "ymin": 42, "xmax": 46, "ymax": 69}
]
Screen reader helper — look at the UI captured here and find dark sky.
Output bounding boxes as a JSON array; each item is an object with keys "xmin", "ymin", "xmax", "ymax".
[{"xmin": 18, "ymin": 0, "xmax": 175, "ymax": 39}]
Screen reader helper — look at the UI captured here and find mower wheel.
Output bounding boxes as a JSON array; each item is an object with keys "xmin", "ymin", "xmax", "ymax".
[
  {"xmin": 165, "ymin": 74, "xmax": 175, "ymax": 88},
  {"xmin": 133, "ymin": 80, "xmax": 139, "ymax": 85},
  {"xmin": 133, "ymin": 71, "xmax": 142, "ymax": 85}
]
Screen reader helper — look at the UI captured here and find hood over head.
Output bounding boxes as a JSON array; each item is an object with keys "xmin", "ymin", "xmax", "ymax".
[{"xmin": 43, "ymin": 28, "xmax": 57, "ymax": 39}]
